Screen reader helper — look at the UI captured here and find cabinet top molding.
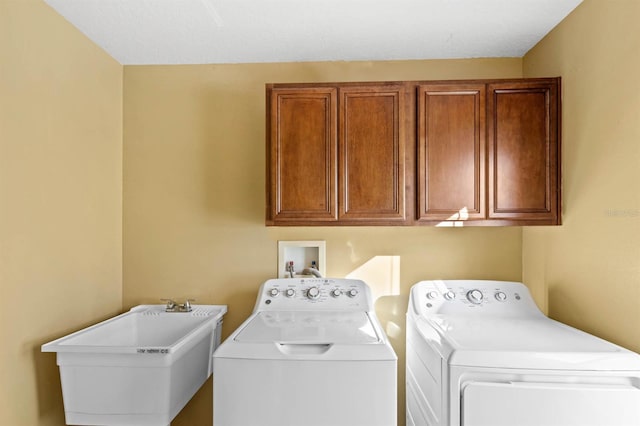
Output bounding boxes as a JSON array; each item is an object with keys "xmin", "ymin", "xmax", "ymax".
[{"xmin": 266, "ymin": 77, "xmax": 561, "ymax": 89}]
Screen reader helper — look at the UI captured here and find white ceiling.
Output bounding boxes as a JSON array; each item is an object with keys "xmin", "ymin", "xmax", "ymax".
[{"xmin": 44, "ymin": 0, "xmax": 583, "ymax": 65}]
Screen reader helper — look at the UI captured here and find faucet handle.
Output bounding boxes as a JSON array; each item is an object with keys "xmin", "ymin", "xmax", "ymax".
[
  {"xmin": 161, "ymin": 298, "xmax": 177, "ymax": 311},
  {"xmin": 183, "ymin": 299, "xmax": 195, "ymax": 312}
]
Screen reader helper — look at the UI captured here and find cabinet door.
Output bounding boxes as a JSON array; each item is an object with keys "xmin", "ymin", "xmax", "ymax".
[
  {"xmin": 267, "ymin": 87, "xmax": 337, "ymax": 223},
  {"xmin": 487, "ymin": 80, "xmax": 560, "ymax": 223},
  {"xmin": 417, "ymin": 84, "xmax": 486, "ymax": 222},
  {"xmin": 339, "ymin": 86, "xmax": 406, "ymax": 222}
]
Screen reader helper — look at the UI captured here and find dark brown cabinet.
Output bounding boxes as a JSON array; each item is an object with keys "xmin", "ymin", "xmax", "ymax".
[
  {"xmin": 487, "ymin": 80, "xmax": 560, "ymax": 224},
  {"xmin": 338, "ymin": 86, "xmax": 406, "ymax": 222},
  {"xmin": 417, "ymin": 78, "xmax": 561, "ymax": 225},
  {"xmin": 266, "ymin": 78, "xmax": 561, "ymax": 226},
  {"xmin": 417, "ymin": 83, "xmax": 486, "ymax": 222},
  {"xmin": 267, "ymin": 87, "xmax": 337, "ymax": 223},
  {"xmin": 266, "ymin": 84, "xmax": 407, "ymax": 225}
]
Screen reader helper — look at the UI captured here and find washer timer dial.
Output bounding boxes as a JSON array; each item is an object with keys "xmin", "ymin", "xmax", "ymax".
[
  {"xmin": 307, "ymin": 287, "xmax": 320, "ymax": 300},
  {"xmin": 466, "ymin": 289, "xmax": 484, "ymax": 305}
]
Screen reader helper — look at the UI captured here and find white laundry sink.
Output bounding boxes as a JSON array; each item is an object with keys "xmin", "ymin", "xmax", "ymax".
[{"xmin": 42, "ymin": 304, "xmax": 227, "ymax": 426}]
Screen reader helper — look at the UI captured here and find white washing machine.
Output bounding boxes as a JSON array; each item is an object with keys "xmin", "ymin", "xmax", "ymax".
[
  {"xmin": 213, "ymin": 278, "xmax": 397, "ymax": 426},
  {"xmin": 406, "ymin": 280, "xmax": 640, "ymax": 426}
]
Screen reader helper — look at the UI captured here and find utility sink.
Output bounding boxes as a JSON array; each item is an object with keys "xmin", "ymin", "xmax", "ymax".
[{"xmin": 42, "ymin": 304, "xmax": 227, "ymax": 426}]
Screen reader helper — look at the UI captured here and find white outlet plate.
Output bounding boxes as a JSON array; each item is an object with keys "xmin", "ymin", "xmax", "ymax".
[{"xmin": 277, "ymin": 240, "xmax": 326, "ymax": 279}]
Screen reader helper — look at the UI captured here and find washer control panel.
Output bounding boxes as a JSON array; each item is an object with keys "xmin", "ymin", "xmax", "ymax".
[
  {"xmin": 410, "ymin": 280, "xmax": 541, "ymax": 317},
  {"xmin": 255, "ymin": 278, "xmax": 372, "ymax": 312}
]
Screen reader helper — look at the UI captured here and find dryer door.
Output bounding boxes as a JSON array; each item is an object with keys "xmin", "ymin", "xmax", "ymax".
[{"xmin": 461, "ymin": 381, "xmax": 640, "ymax": 426}]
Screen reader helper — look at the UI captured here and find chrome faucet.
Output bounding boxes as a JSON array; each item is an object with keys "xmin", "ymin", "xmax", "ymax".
[{"xmin": 161, "ymin": 298, "xmax": 195, "ymax": 312}]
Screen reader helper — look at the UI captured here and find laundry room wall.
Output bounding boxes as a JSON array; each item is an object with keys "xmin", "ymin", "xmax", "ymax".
[
  {"xmin": 123, "ymin": 58, "xmax": 524, "ymax": 425},
  {"xmin": 0, "ymin": 1, "xmax": 123, "ymax": 425},
  {"xmin": 522, "ymin": 0, "xmax": 640, "ymax": 353}
]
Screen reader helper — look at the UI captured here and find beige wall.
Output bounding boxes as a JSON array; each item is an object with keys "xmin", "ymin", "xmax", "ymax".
[
  {"xmin": 523, "ymin": 0, "xmax": 640, "ymax": 350},
  {"xmin": 14, "ymin": 1, "xmax": 629, "ymax": 423},
  {"xmin": 123, "ymin": 59, "xmax": 524, "ymax": 425},
  {"xmin": 0, "ymin": 1, "xmax": 123, "ymax": 425}
]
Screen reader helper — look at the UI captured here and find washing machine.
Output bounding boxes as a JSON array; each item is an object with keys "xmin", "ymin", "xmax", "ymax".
[
  {"xmin": 213, "ymin": 277, "xmax": 397, "ymax": 426},
  {"xmin": 406, "ymin": 280, "xmax": 640, "ymax": 426}
]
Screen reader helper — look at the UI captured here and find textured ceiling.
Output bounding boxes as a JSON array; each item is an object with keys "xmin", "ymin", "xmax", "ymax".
[{"xmin": 44, "ymin": 0, "xmax": 583, "ymax": 65}]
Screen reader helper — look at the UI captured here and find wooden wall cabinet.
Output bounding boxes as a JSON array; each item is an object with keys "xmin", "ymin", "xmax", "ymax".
[
  {"xmin": 417, "ymin": 83, "xmax": 486, "ymax": 222},
  {"xmin": 339, "ymin": 86, "xmax": 406, "ymax": 222},
  {"xmin": 267, "ymin": 78, "xmax": 561, "ymax": 226},
  {"xmin": 266, "ymin": 84, "xmax": 407, "ymax": 225},
  {"xmin": 487, "ymin": 80, "xmax": 560, "ymax": 224},
  {"xmin": 267, "ymin": 87, "xmax": 338, "ymax": 223}
]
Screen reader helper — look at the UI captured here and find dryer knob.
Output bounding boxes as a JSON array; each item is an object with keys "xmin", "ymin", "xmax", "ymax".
[
  {"xmin": 268, "ymin": 288, "xmax": 279, "ymax": 297},
  {"xmin": 495, "ymin": 291, "xmax": 507, "ymax": 302},
  {"xmin": 347, "ymin": 289, "xmax": 358, "ymax": 298},
  {"xmin": 307, "ymin": 287, "xmax": 320, "ymax": 299},
  {"xmin": 444, "ymin": 291, "xmax": 456, "ymax": 301},
  {"xmin": 285, "ymin": 288, "xmax": 296, "ymax": 297},
  {"xmin": 331, "ymin": 289, "xmax": 342, "ymax": 297},
  {"xmin": 426, "ymin": 291, "xmax": 438, "ymax": 300}
]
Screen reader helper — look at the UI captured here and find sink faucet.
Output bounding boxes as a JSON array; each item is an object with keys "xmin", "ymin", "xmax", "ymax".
[{"xmin": 161, "ymin": 299, "xmax": 195, "ymax": 312}]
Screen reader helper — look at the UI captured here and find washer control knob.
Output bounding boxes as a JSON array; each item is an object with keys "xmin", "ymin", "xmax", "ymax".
[
  {"xmin": 331, "ymin": 289, "xmax": 342, "ymax": 298},
  {"xmin": 495, "ymin": 291, "xmax": 507, "ymax": 302},
  {"xmin": 347, "ymin": 289, "xmax": 358, "ymax": 298},
  {"xmin": 307, "ymin": 287, "xmax": 320, "ymax": 299},
  {"xmin": 268, "ymin": 288, "xmax": 279, "ymax": 297},
  {"xmin": 444, "ymin": 291, "xmax": 456, "ymax": 301},
  {"xmin": 285, "ymin": 288, "xmax": 296, "ymax": 298},
  {"xmin": 466, "ymin": 289, "xmax": 484, "ymax": 305},
  {"xmin": 426, "ymin": 291, "xmax": 438, "ymax": 300}
]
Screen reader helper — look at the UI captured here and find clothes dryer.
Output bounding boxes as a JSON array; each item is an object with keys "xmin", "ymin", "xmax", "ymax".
[
  {"xmin": 214, "ymin": 278, "xmax": 397, "ymax": 426},
  {"xmin": 406, "ymin": 280, "xmax": 640, "ymax": 426}
]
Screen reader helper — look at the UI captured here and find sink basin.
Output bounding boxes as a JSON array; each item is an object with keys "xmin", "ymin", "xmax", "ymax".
[{"xmin": 42, "ymin": 304, "xmax": 227, "ymax": 426}]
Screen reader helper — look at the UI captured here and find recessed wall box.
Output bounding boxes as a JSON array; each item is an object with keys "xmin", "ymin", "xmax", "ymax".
[{"xmin": 277, "ymin": 240, "xmax": 326, "ymax": 278}]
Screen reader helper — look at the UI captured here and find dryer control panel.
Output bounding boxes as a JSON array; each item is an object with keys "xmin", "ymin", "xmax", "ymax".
[
  {"xmin": 409, "ymin": 280, "xmax": 543, "ymax": 318},
  {"xmin": 255, "ymin": 278, "xmax": 374, "ymax": 312}
]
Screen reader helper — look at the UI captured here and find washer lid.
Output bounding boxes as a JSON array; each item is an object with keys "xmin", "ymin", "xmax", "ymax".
[{"xmin": 234, "ymin": 311, "xmax": 381, "ymax": 344}]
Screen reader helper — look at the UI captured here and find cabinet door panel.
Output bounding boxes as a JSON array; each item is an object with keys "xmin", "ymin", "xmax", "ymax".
[
  {"xmin": 339, "ymin": 86, "xmax": 406, "ymax": 221},
  {"xmin": 268, "ymin": 88, "xmax": 337, "ymax": 222},
  {"xmin": 488, "ymin": 81, "xmax": 559, "ymax": 222},
  {"xmin": 417, "ymin": 84, "xmax": 485, "ymax": 221}
]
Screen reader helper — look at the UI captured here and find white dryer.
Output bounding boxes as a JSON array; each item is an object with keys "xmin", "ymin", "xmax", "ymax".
[
  {"xmin": 213, "ymin": 278, "xmax": 397, "ymax": 426},
  {"xmin": 406, "ymin": 280, "xmax": 640, "ymax": 426}
]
